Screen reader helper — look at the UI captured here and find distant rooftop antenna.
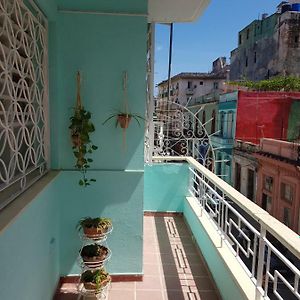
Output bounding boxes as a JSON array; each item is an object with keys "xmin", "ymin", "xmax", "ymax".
[{"xmin": 262, "ymin": 13, "xmax": 268, "ymax": 19}]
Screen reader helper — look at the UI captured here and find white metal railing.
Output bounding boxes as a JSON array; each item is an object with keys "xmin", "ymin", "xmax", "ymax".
[{"xmin": 153, "ymin": 156, "xmax": 300, "ymax": 300}]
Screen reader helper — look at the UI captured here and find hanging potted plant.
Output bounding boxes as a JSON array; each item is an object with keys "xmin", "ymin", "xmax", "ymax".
[
  {"xmin": 102, "ymin": 71, "xmax": 144, "ymax": 147},
  {"xmin": 77, "ymin": 217, "xmax": 112, "ymax": 239},
  {"xmin": 81, "ymin": 268, "xmax": 111, "ymax": 292},
  {"xmin": 69, "ymin": 71, "xmax": 98, "ymax": 187}
]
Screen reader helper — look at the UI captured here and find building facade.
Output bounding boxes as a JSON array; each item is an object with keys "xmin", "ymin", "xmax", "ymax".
[
  {"xmin": 232, "ymin": 140, "xmax": 258, "ymax": 202},
  {"xmin": 211, "ymin": 91, "xmax": 237, "ymax": 184},
  {"xmin": 235, "ymin": 91, "xmax": 300, "ymax": 144},
  {"xmin": 230, "ymin": 2, "xmax": 300, "ymax": 81},
  {"xmin": 157, "ymin": 57, "xmax": 228, "ymax": 107},
  {"xmin": 255, "ymin": 139, "xmax": 300, "ymax": 234}
]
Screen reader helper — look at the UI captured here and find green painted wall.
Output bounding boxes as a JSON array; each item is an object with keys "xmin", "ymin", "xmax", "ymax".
[
  {"xmin": 144, "ymin": 163, "xmax": 189, "ymax": 212},
  {"xmin": 287, "ymin": 100, "xmax": 300, "ymax": 141},
  {"xmin": 0, "ymin": 2, "xmax": 148, "ymax": 300},
  {"xmin": 183, "ymin": 199, "xmax": 245, "ymax": 300},
  {"xmin": 58, "ymin": 171, "xmax": 144, "ymax": 275},
  {"xmin": 51, "ymin": 12, "xmax": 147, "ymax": 170},
  {"xmin": 49, "ymin": 8, "xmax": 148, "ymax": 276},
  {"xmin": 0, "ymin": 179, "xmax": 60, "ymax": 300}
]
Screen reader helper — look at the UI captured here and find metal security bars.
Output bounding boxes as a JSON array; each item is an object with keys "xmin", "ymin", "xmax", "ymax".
[{"xmin": 0, "ymin": 0, "xmax": 48, "ymax": 209}]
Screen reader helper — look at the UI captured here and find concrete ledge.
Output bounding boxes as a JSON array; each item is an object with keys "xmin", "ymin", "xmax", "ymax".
[
  {"xmin": 144, "ymin": 211, "xmax": 183, "ymax": 217},
  {"xmin": 185, "ymin": 196, "xmax": 259, "ymax": 300},
  {"xmin": 0, "ymin": 171, "xmax": 60, "ymax": 234}
]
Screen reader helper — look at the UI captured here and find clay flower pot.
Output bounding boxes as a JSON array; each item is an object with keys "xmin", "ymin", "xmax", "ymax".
[{"xmin": 117, "ymin": 114, "xmax": 131, "ymax": 129}]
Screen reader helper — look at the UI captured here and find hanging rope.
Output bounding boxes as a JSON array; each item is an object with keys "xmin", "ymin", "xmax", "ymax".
[{"xmin": 76, "ymin": 71, "xmax": 82, "ymax": 110}]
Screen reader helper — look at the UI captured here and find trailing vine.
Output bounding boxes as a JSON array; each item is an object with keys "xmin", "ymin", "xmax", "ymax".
[{"xmin": 69, "ymin": 72, "xmax": 98, "ymax": 187}]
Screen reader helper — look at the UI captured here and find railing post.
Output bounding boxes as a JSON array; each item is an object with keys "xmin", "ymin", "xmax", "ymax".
[{"xmin": 255, "ymin": 224, "xmax": 266, "ymax": 300}]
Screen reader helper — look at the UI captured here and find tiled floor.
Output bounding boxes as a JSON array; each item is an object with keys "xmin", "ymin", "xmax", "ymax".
[{"xmin": 56, "ymin": 215, "xmax": 221, "ymax": 300}]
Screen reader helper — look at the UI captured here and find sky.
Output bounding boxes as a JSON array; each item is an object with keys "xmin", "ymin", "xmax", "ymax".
[{"xmin": 154, "ymin": 0, "xmax": 281, "ymax": 89}]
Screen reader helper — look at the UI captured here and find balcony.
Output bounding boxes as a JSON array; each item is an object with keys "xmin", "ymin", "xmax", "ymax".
[{"xmin": 186, "ymin": 88, "xmax": 195, "ymax": 95}]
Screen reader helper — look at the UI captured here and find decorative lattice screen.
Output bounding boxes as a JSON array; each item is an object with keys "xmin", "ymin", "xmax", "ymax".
[{"xmin": 0, "ymin": 0, "xmax": 48, "ymax": 209}]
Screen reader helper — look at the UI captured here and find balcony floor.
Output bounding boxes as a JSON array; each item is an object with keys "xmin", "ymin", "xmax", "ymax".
[{"xmin": 56, "ymin": 215, "xmax": 221, "ymax": 300}]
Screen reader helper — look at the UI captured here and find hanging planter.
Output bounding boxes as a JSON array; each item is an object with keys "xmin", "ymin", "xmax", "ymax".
[
  {"xmin": 102, "ymin": 71, "xmax": 144, "ymax": 148},
  {"xmin": 69, "ymin": 71, "xmax": 98, "ymax": 187}
]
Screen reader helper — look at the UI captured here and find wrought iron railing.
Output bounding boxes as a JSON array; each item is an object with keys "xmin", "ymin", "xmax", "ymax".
[{"xmin": 154, "ymin": 156, "xmax": 300, "ymax": 300}]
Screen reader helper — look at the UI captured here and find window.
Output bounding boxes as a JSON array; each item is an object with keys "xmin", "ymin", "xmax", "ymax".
[
  {"xmin": 295, "ymin": 36, "xmax": 299, "ymax": 44},
  {"xmin": 213, "ymin": 82, "xmax": 219, "ymax": 90},
  {"xmin": 246, "ymin": 28, "xmax": 250, "ymax": 39},
  {"xmin": 211, "ymin": 110, "xmax": 216, "ymax": 134},
  {"xmin": 245, "ymin": 56, "xmax": 248, "ymax": 67},
  {"xmin": 235, "ymin": 163, "xmax": 241, "ymax": 192},
  {"xmin": 199, "ymin": 81, "xmax": 204, "ymax": 86},
  {"xmin": 239, "ymin": 34, "xmax": 242, "ymax": 45},
  {"xmin": 254, "ymin": 52, "xmax": 257, "ymax": 63},
  {"xmin": 0, "ymin": 0, "xmax": 48, "ymax": 209},
  {"xmin": 187, "ymin": 81, "xmax": 192, "ymax": 89},
  {"xmin": 281, "ymin": 183, "xmax": 293, "ymax": 203},
  {"xmin": 264, "ymin": 176, "xmax": 273, "ymax": 192},
  {"xmin": 220, "ymin": 112, "xmax": 225, "ymax": 136},
  {"xmin": 262, "ymin": 193, "xmax": 272, "ymax": 213},
  {"xmin": 247, "ymin": 169, "xmax": 255, "ymax": 201},
  {"xmin": 283, "ymin": 207, "xmax": 291, "ymax": 228},
  {"xmin": 227, "ymin": 111, "xmax": 234, "ymax": 138}
]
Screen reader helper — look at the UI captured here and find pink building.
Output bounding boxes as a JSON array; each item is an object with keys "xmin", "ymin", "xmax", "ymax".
[{"xmin": 255, "ymin": 139, "xmax": 300, "ymax": 233}]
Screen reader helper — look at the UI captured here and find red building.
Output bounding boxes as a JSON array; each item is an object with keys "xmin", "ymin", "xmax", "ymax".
[
  {"xmin": 235, "ymin": 91, "xmax": 300, "ymax": 144},
  {"xmin": 254, "ymin": 139, "xmax": 300, "ymax": 234}
]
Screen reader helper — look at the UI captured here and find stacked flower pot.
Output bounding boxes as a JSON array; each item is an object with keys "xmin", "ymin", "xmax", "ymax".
[{"xmin": 77, "ymin": 217, "xmax": 113, "ymax": 299}]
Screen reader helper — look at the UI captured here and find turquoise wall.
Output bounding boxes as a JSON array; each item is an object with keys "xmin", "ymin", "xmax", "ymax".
[
  {"xmin": 0, "ymin": 178, "xmax": 60, "ymax": 300},
  {"xmin": 183, "ymin": 199, "xmax": 245, "ymax": 300},
  {"xmin": 50, "ymin": 8, "xmax": 147, "ymax": 276},
  {"xmin": 58, "ymin": 171, "xmax": 144, "ymax": 275},
  {"xmin": 144, "ymin": 163, "xmax": 189, "ymax": 212},
  {"xmin": 0, "ymin": 1, "xmax": 147, "ymax": 300},
  {"xmin": 51, "ymin": 13, "xmax": 147, "ymax": 170}
]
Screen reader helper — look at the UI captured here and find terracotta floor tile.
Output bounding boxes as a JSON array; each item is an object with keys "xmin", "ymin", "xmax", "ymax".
[
  {"xmin": 199, "ymin": 291, "xmax": 221, "ymax": 300},
  {"xmin": 162, "ymin": 276, "xmax": 187, "ymax": 291},
  {"xmin": 108, "ymin": 289, "xmax": 135, "ymax": 300},
  {"xmin": 110, "ymin": 281, "xmax": 135, "ymax": 290},
  {"xmin": 136, "ymin": 275, "xmax": 162, "ymax": 290},
  {"xmin": 186, "ymin": 277, "xmax": 215, "ymax": 291},
  {"xmin": 56, "ymin": 216, "xmax": 220, "ymax": 300},
  {"xmin": 144, "ymin": 263, "xmax": 161, "ymax": 276},
  {"xmin": 136, "ymin": 290, "xmax": 164, "ymax": 300}
]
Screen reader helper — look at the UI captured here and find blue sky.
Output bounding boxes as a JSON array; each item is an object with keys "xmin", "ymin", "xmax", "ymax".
[{"xmin": 154, "ymin": 0, "xmax": 280, "ymax": 88}]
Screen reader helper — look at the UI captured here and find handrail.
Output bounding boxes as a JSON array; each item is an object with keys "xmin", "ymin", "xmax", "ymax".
[{"xmin": 153, "ymin": 155, "xmax": 300, "ymax": 258}]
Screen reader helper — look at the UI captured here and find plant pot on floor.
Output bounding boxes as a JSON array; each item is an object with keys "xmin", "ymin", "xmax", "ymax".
[
  {"xmin": 80, "ymin": 244, "xmax": 110, "ymax": 267},
  {"xmin": 81, "ymin": 269, "xmax": 111, "ymax": 292}
]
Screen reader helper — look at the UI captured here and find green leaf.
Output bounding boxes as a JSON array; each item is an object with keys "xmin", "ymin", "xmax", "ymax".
[
  {"xmin": 92, "ymin": 145, "xmax": 98, "ymax": 150},
  {"xmin": 79, "ymin": 180, "xmax": 84, "ymax": 186},
  {"xmin": 87, "ymin": 158, "xmax": 93, "ymax": 162},
  {"xmin": 90, "ymin": 179, "xmax": 96, "ymax": 182}
]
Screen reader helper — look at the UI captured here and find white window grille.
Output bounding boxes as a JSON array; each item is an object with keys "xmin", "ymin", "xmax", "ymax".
[{"xmin": 0, "ymin": 0, "xmax": 48, "ymax": 209}]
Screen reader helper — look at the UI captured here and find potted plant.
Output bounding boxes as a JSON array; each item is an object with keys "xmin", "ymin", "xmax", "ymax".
[
  {"xmin": 80, "ymin": 244, "xmax": 109, "ymax": 265},
  {"xmin": 77, "ymin": 217, "xmax": 112, "ymax": 238},
  {"xmin": 81, "ymin": 268, "xmax": 111, "ymax": 291},
  {"xmin": 102, "ymin": 71, "xmax": 144, "ymax": 147},
  {"xmin": 103, "ymin": 111, "xmax": 144, "ymax": 129},
  {"xmin": 69, "ymin": 72, "xmax": 98, "ymax": 187}
]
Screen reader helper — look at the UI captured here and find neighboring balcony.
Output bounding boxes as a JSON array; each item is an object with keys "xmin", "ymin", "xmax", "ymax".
[
  {"xmin": 211, "ymin": 135, "xmax": 234, "ymax": 147},
  {"xmin": 186, "ymin": 88, "xmax": 195, "ymax": 95}
]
